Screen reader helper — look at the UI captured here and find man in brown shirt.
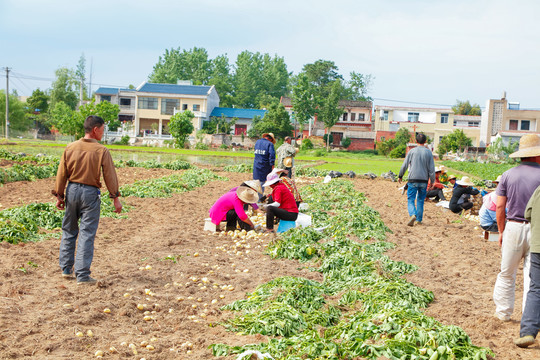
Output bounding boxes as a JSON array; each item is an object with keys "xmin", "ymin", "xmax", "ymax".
[{"xmin": 53, "ymin": 115, "xmax": 122, "ymax": 285}]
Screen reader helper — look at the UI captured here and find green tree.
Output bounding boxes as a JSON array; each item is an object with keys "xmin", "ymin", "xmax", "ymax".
[
  {"xmin": 341, "ymin": 136, "xmax": 352, "ymax": 149},
  {"xmin": 50, "ymin": 67, "xmax": 79, "ymax": 110},
  {"xmin": 486, "ymin": 137, "xmax": 519, "ymax": 162},
  {"xmin": 169, "ymin": 110, "xmax": 195, "ymax": 147},
  {"xmin": 208, "ymin": 54, "xmax": 233, "ymax": 107},
  {"xmin": 232, "ymin": 51, "xmax": 289, "ymax": 108},
  {"xmin": 344, "ymin": 71, "xmax": 373, "ymax": 101},
  {"xmin": 25, "ymin": 88, "xmax": 51, "ymax": 133},
  {"xmin": 149, "ymin": 47, "xmax": 211, "ymax": 85},
  {"xmin": 318, "ymin": 81, "xmax": 343, "ymax": 150},
  {"xmin": 376, "ymin": 128, "xmax": 411, "ymax": 157},
  {"xmin": 75, "ymin": 53, "xmax": 88, "ymax": 100},
  {"xmin": 248, "ymin": 102, "xmax": 292, "ymax": 139},
  {"xmin": 0, "ymin": 90, "xmax": 31, "ymax": 135},
  {"xmin": 75, "ymin": 99, "xmax": 121, "ymax": 131},
  {"xmin": 291, "ymin": 73, "xmax": 317, "ymax": 134},
  {"xmin": 49, "ymin": 101, "xmax": 80, "ymax": 138},
  {"xmin": 394, "ymin": 128, "xmax": 413, "ymax": 146},
  {"xmin": 452, "ymin": 100, "xmax": 482, "ymax": 116},
  {"xmin": 201, "ymin": 115, "xmax": 237, "ymax": 134},
  {"xmin": 302, "ymin": 60, "xmax": 342, "ymax": 93},
  {"xmin": 437, "ymin": 129, "xmax": 473, "ymax": 158}
]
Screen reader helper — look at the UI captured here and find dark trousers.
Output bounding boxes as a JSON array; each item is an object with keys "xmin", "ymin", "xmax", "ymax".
[
  {"xmin": 225, "ymin": 209, "xmax": 251, "ymax": 231},
  {"xmin": 481, "ymin": 223, "xmax": 499, "ymax": 232},
  {"xmin": 450, "ymin": 201, "xmax": 473, "ymax": 214},
  {"xmin": 521, "ymin": 253, "xmax": 540, "ymax": 337},
  {"xmin": 266, "ymin": 207, "xmax": 298, "ymax": 230},
  {"xmin": 426, "ymin": 189, "xmax": 446, "ymax": 202},
  {"xmin": 285, "ymin": 167, "xmax": 292, "ymax": 178}
]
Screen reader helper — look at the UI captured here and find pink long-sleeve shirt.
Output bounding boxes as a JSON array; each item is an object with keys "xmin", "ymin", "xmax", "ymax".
[{"xmin": 209, "ymin": 191, "xmax": 248, "ymax": 225}]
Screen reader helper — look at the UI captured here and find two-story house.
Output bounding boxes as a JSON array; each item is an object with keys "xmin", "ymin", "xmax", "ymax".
[
  {"xmin": 480, "ymin": 92, "xmax": 540, "ymax": 146},
  {"xmin": 209, "ymin": 107, "xmax": 268, "ymax": 135},
  {"xmin": 373, "ymin": 106, "xmax": 481, "ymax": 149},
  {"xmin": 94, "ymin": 87, "xmax": 137, "ymax": 123}
]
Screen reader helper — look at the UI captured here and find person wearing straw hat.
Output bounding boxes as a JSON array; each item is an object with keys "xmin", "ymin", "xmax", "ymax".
[
  {"xmin": 276, "ymin": 136, "xmax": 298, "ymax": 178},
  {"xmin": 492, "ymin": 134, "xmax": 540, "ymax": 324},
  {"xmin": 448, "ymin": 176, "xmax": 480, "ymax": 213},
  {"xmin": 398, "ymin": 133, "xmax": 435, "ymax": 226},
  {"xmin": 261, "ymin": 171, "xmax": 299, "ymax": 233},
  {"xmin": 438, "ymin": 165, "xmax": 449, "ymax": 184},
  {"xmin": 270, "ymin": 168, "xmax": 303, "ymax": 207},
  {"xmin": 253, "ymin": 133, "xmax": 276, "ymax": 192},
  {"xmin": 426, "ymin": 167, "xmax": 446, "ymax": 202},
  {"xmin": 209, "ymin": 185, "xmax": 258, "ymax": 232},
  {"xmin": 479, "ymin": 175, "xmax": 502, "ymax": 232},
  {"xmin": 228, "ymin": 179, "xmax": 264, "ymax": 213},
  {"xmin": 448, "ymin": 175, "xmax": 458, "ymax": 188}
]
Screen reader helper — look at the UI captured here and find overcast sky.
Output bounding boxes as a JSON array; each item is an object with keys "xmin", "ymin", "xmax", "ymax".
[{"xmin": 1, "ymin": 0, "xmax": 539, "ymax": 109}]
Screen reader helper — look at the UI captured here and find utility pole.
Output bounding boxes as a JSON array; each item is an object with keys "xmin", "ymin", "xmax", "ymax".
[
  {"xmin": 4, "ymin": 67, "xmax": 9, "ymax": 139},
  {"xmin": 88, "ymin": 57, "xmax": 93, "ymax": 99}
]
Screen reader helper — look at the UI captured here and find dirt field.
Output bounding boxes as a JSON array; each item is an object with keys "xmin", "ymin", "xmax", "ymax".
[{"xmin": 0, "ymin": 167, "xmax": 538, "ymax": 359}]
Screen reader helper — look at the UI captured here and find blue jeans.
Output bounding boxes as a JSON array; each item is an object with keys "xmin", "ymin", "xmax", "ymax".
[
  {"xmin": 407, "ymin": 182, "xmax": 427, "ymax": 222},
  {"xmin": 520, "ymin": 252, "xmax": 540, "ymax": 337},
  {"xmin": 59, "ymin": 182, "xmax": 101, "ymax": 281}
]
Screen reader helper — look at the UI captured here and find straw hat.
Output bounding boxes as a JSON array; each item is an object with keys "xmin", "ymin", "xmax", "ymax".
[
  {"xmin": 271, "ymin": 168, "xmax": 288, "ymax": 176},
  {"xmin": 236, "ymin": 186, "xmax": 259, "ymax": 204},
  {"xmin": 457, "ymin": 176, "xmax": 475, "ymax": 186},
  {"xmin": 242, "ymin": 179, "xmax": 262, "ymax": 194},
  {"xmin": 509, "ymin": 134, "xmax": 540, "ymax": 158},
  {"xmin": 435, "ymin": 167, "xmax": 441, "ymax": 173},
  {"xmin": 439, "ymin": 165, "xmax": 447, "ymax": 173},
  {"xmin": 494, "ymin": 175, "xmax": 502, "ymax": 183},
  {"xmin": 283, "ymin": 156, "xmax": 293, "ymax": 168},
  {"xmin": 448, "ymin": 175, "xmax": 457, "ymax": 181},
  {"xmin": 262, "ymin": 133, "xmax": 276, "ymax": 144},
  {"xmin": 263, "ymin": 172, "xmax": 281, "ymax": 187}
]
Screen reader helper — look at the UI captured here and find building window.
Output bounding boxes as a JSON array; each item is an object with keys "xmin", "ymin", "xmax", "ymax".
[
  {"xmin": 161, "ymin": 98, "xmax": 179, "ymax": 115},
  {"xmin": 509, "ymin": 120, "xmax": 518, "ymax": 131},
  {"xmin": 101, "ymin": 95, "xmax": 111, "ymax": 102},
  {"xmin": 138, "ymin": 97, "xmax": 158, "ymax": 110},
  {"xmin": 350, "ymin": 113, "xmax": 356, "ymax": 121},
  {"xmin": 408, "ymin": 112, "xmax": 419, "ymax": 122},
  {"xmin": 193, "ymin": 104, "xmax": 200, "ymax": 112},
  {"xmin": 383, "ymin": 110, "xmax": 388, "ymax": 121},
  {"xmin": 342, "ymin": 113, "xmax": 348, "ymax": 121},
  {"xmin": 441, "ymin": 113, "xmax": 449, "ymax": 124},
  {"xmin": 119, "ymin": 98, "xmax": 131, "ymax": 106},
  {"xmin": 358, "ymin": 113, "xmax": 365, "ymax": 121},
  {"xmin": 453, "ymin": 119, "xmax": 457, "ymax": 126},
  {"xmin": 380, "ymin": 136, "xmax": 385, "ymax": 141},
  {"xmin": 182, "ymin": 104, "xmax": 188, "ymax": 110},
  {"xmin": 468, "ymin": 121, "xmax": 480, "ymax": 127},
  {"xmin": 521, "ymin": 120, "xmax": 530, "ymax": 131}
]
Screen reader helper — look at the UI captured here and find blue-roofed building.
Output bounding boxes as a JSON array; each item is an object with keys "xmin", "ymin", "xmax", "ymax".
[
  {"xmin": 95, "ymin": 81, "xmax": 219, "ymax": 139},
  {"xmin": 209, "ymin": 107, "xmax": 267, "ymax": 135}
]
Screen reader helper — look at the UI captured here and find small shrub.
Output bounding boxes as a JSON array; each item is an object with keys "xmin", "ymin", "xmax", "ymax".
[
  {"xmin": 389, "ymin": 144, "xmax": 406, "ymax": 158},
  {"xmin": 314, "ymin": 149, "xmax": 327, "ymax": 157},
  {"xmin": 220, "ymin": 144, "xmax": 229, "ymax": 150},
  {"xmin": 116, "ymin": 135, "xmax": 130, "ymax": 145},
  {"xmin": 301, "ymin": 138, "xmax": 313, "ymax": 150},
  {"xmin": 341, "ymin": 137, "xmax": 351, "ymax": 149},
  {"xmin": 195, "ymin": 142, "xmax": 209, "ymax": 150}
]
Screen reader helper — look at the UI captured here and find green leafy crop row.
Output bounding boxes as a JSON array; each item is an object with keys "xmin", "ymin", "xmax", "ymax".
[
  {"xmin": 115, "ymin": 159, "xmax": 192, "ymax": 170},
  {"xmin": 212, "ymin": 179, "xmax": 493, "ymax": 360},
  {"xmin": 223, "ymin": 163, "xmax": 253, "ymax": 173}
]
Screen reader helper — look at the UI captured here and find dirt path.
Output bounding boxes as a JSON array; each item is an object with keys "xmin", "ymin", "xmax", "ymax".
[{"xmin": 0, "ymin": 171, "xmax": 538, "ymax": 359}]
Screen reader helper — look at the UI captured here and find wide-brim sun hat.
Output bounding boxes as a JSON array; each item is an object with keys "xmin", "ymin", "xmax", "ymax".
[
  {"xmin": 271, "ymin": 168, "xmax": 288, "ymax": 176},
  {"xmin": 448, "ymin": 175, "xmax": 457, "ymax": 180},
  {"xmin": 457, "ymin": 176, "xmax": 475, "ymax": 186},
  {"xmin": 435, "ymin": 167, "xmax": 441, "ymax": 173},
  {"xmin": 242, "ymin": 179, "xmax": 263, "ymax": 194},
  {"xmin": 262, "ymin": 133, "xmax": 276, "ymax": 144},
  {"xmin": 263, "ymin": 172, "xmax": 281, "ymax": 187},
  {"xmin": 509, "ymin": 134, "xmax": 540, "ymax": 158},
  {"xmin": 439, "ymin": 165, "xmax": 447, "ymax": 172},
  {"xmin": 236, "ymin": 186, "xmax": 259, "ymax": 204},
  {"xmin": 283, "ymin": 156, "xmax": 293, "ymax": 168}
]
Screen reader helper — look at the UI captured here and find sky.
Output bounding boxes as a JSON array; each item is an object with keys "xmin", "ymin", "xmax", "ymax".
[{"xmin": 1, "ymin": 0, "xmax": 540, "ymax": 109}]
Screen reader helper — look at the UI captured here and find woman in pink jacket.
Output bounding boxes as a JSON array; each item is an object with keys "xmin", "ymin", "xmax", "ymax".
[{"xmin": 209, "ymin": 185, "xmax": 259, "ymax": 231}]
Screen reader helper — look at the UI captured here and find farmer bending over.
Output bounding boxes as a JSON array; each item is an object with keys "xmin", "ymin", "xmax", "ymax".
[{"xmin": 209, "ymin": 185, "xmax": 258, "ymax": 232}]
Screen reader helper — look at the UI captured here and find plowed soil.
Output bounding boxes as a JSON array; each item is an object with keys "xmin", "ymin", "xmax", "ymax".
[{"xmin": 0, "ymin": 166, "xmax": 538, "ymax": 359}]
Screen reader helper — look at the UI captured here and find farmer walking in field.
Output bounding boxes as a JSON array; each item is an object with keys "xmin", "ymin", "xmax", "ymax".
[
  {"xmin": 398, "ymin": 133, "xmax": 435, "ymax": 227},
  {"xmin": 493, "ymin": 134, "xmax": 540, "ymax": 321},
  {"xmin": 253, "ymin": 133, "xmax": 276, "ymax": 192},
  {"xmin": 276, "ymin": 136, "xmax": 298, "ymax": 178},
  {"xmin": 52, "ymin": 115, "xmax": 122, "ymax": 285}
]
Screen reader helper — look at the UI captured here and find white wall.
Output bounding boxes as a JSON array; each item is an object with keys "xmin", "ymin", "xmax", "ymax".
[{"xmin": 392, "ymin": 110, "xmax": 436, "ymax": 123}]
